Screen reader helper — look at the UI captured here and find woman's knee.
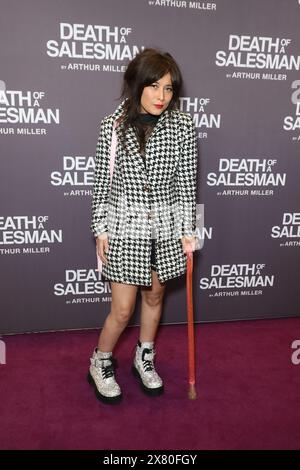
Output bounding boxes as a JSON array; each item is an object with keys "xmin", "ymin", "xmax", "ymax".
[
  {"xmin": 111, "ymin": 302, "xmax": 135, "ymax": 324},
  {"xmin": 110, "ymin": 282, "xmax": 137, "ymax": 324},
  {"xmin": 142, "ymin": 291, "xmax": 164, "ymax": 308}
]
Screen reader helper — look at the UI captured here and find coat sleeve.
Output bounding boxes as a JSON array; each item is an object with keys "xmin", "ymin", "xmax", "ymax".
[
  {"xmin": 176, "ymin": 114, "xmax": 198, "ymax": 238},
  {"xmin": 90, "ymin": 117, "xmax": 111, "ymax": 237}
]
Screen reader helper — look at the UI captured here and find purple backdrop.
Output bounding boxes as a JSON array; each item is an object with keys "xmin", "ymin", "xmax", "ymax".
[{"xmin": 1, "ymin": 0, "xmax": 300, "ymax": 334}]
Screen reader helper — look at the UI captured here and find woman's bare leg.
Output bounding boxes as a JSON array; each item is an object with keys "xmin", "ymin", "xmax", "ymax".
[
  {"xmin": 98, "ymin": 281, "xmax": 139, "ymax": 352},
  {"xmin": 139, "ymin": 270, "xmax": 166, "ymax": 343}
]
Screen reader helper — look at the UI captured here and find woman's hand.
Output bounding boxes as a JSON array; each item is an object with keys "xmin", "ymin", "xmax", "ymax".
[
  {"xmin": 181, "ymin": 235, "xmax": 197, "ymax": 254},
  {"xmin": 96, "ymin": 232, "xmax": 109, "ymax": 266}
]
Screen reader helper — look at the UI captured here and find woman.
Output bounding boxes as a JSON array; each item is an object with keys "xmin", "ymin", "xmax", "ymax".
[{"xmin": 89, "ymin": 48, "xmax": 198, "ymax": 404}]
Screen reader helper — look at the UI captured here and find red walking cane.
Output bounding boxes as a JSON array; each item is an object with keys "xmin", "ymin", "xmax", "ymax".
[{"xmin": 186, "ymin": 250, "xmax": 197, "ymax": 399}]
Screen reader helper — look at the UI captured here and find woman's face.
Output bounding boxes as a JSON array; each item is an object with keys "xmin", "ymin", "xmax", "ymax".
[{"xmin": 139, "ymin": 72, "xmax": 173, "ymax": 115}]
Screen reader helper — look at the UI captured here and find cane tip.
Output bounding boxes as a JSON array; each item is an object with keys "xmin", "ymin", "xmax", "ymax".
[{"xmin": 188, "ymin": 384, "xmax": 197, "ymax": 400}]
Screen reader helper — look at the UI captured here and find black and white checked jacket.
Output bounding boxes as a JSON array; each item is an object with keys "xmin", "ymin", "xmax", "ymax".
[{"xmin": 91, "ymin": 98, "xmax": 198, "ymax": 286}]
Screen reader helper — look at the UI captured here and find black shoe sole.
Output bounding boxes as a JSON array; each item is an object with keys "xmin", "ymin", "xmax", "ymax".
[
  {"xmin": 131, "ymin": 365, "xmax": 164, "ymax": 396},
  {"xmin": 87, "ymin": 371, "xmax": 123, "ymax": 405}
]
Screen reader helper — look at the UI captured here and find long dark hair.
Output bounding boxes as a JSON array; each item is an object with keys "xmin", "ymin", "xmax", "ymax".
[{"xmin": 115, "ymin": 47, "xmax": 183, "ymax": 153}]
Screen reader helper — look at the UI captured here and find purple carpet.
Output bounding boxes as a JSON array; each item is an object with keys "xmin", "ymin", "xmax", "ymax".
[{"xmin": 1, "ymin": 317, "xmax": 300, "ymax": 450}]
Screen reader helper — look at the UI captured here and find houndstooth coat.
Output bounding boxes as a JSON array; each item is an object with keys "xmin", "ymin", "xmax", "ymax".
[{"xmin": 91, "ymin": 98, "xmax": 198, "ymax": 286}]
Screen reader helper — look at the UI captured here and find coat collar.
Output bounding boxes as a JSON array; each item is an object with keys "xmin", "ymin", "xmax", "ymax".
[{"xmin": 110, "ymin": 98, "xmax": 172, "ymax": 180}]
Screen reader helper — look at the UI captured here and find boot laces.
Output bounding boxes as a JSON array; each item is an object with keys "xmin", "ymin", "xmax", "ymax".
[
  {"xmin": 141, "ymin": 347, "xmax": 155, "ymax": 372},
  {"xmin": 99, "ymin": 357, "xmax": 116, "ymax": 379}
]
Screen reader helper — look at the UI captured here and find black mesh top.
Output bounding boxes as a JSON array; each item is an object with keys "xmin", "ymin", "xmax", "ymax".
[
  {"xmin": 137, "ymin": 112, "xmax": 160, "ymax": 157},
  {"xmin": 138, "ymin": 112, "xmax": 160, "ymax": 124}
]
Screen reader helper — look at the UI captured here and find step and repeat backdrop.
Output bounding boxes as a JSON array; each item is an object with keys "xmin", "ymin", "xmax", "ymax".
[{"xmin": 1, "ymin": 0, "xmax": 300, "ymax": 334}]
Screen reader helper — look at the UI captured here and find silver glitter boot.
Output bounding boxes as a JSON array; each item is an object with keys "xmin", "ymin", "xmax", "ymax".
[
  {"xmin": 87, "ymin": 348, "xmax": 122, "ymax": 404},
  {"xmin": 132, "ymin": 341, "xmax": 164, "ymax": 396}
]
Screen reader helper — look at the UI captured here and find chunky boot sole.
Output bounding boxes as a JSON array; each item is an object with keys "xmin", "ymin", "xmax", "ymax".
[
  {"xmin": 87, "ymin": 371, "xmax": 123, "ymax": 405},
  {"xmin": 131, "ymin": 365, "xmax": 164, "ymax": 396}
]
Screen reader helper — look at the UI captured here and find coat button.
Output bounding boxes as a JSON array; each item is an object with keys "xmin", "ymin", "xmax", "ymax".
[
  {"xmin": 143, "ymin": 184, "xmax": 149, "ymax": 191},
  {"xmin": 147, "ymin": 213, "xmax": 152, "ymax": 220}
]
